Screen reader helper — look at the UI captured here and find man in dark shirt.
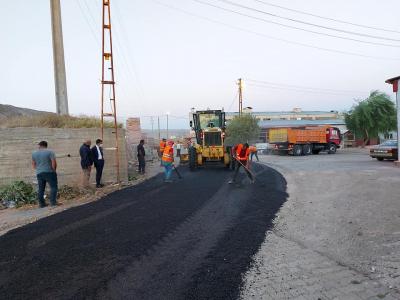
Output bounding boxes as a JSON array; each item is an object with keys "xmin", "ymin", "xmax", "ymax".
[
  {"xmin": 32, "ymin": 141, "xmax": 58, "ymax": 207},
  {"xmin": 79, "ymin": 139, "xmax": 93, "ymax": 188},
  {"xmin": 91, "ymin": 139, "xmax": 105, "ymax": 188},
  {"xmin": 137, "ymin": 139, "xmax": 146, "ymax": 174}
]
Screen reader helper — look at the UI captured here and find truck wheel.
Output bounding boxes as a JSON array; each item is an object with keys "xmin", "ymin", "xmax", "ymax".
[
  {"xmin": 376, "ymin": 157, "xmax": 384, "ymax": 161},
  {"xmin": 189, "ymin": 147, "xmax": 196, "ymax": 171},
  {"xmin": 328, "ymin": 143, "xmax": 337, "ymax": 154},
  {"xmin": 293, "ymin": 144, "xmax": 303, "ymax": 156},
  {"xmin": 302, "ymin": 144, "xmax": 311, "ymax": 156}
]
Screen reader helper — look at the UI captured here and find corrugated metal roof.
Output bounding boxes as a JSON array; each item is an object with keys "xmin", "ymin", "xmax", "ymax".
[
  {"xmin": 226, "ymin": 111, "xmax": 340, "ymax": 116},
  {"xmin": 258, "ymin": 119, "xmax": 345, "ymax": 128}
]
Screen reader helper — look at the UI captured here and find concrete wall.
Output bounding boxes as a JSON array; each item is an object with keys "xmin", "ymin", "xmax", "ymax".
[{"xmin": 0, "ymin": 128, "xmax": 128, "ymax": 186}]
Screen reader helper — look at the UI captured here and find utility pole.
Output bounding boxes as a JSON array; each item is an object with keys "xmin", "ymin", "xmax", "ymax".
[
  {"xmin": 158, "ymin": 116, "xmax": 161, "ymax": 141},
  {"xmin": 166, "ymin": 114, "xmax": 169, "ymax": 139},
  {"xmin": 50, "ymin": 0, "xmax": 69, "ymax": 115},
  {"xmin": 151, "ymin": 116, "xmax": 154, "ymax": 138},
  {"xmin": 100, "ymin": 0, "xmax": 120, "ymax": 182},
  {"xmin": 238, "ymin": 78, "xmax": 243, "ymax": 116}
]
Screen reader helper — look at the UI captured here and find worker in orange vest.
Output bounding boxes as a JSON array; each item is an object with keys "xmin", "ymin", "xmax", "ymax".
[
  {"xmin": 162, "ymin": 140, "xmax": 175, "ymax": 183},
  {"xmin": 229, "ymin": 143, "xmax": 254, "ymax": 184},
  {"xmin": 249, "ymin": 145, "xmax": 259, "ymax": 162},
  {"xmin": 159, "ymin": 138, "xmax": 167, "ymax": 156},
  {"xmin": 159, "ymin": 138, "xmax": 167, "ymax": 166}
]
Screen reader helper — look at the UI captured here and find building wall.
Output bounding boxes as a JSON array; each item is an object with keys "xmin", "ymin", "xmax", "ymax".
[
  {"xmin": 226, "ymin": 110, "xmax": 341, "ymax": 121},
  {"xmin": 0, "ymin": 127, "xmax": 128, "ymax": 186}
]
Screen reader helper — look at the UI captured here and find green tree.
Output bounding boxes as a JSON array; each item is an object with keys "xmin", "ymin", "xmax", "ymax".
[
  {"xmin": 225, "ymin": 114, "xmax": 260, "ymax": 146},
  {"xmin": 345, "ymin": 90, "xmax": 397, "ymax": 146}
]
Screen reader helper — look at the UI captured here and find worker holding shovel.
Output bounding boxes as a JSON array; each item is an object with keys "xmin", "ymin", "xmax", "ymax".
[{"xmin": 228, "ymin": 143, "xmax": 255, "ymax": 184}]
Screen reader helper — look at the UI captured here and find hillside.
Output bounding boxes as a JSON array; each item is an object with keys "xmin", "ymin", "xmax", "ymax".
[{"xmin": 0, "ymin": 104, "xmax": 51, "ymax": 120}]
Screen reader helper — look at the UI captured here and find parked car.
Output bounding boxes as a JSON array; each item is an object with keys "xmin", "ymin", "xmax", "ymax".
[{"xmin": 370, "ymin": 140, "xmax": 398, "ymax": 161}]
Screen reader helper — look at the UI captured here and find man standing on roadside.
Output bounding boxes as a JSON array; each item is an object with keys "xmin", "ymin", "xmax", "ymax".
[
  {"xmin": 176, "ymin": 142, "xmax": 181, "ymax": 158},
  {"xmin": 91, "ymin": 139, "xmax": 104, "ymax": 188},
  {"xmin": 79, "ymin": 139, "xmax": 93, "ymax": 188},
  {"xmin": 32, "ymin": 141, "xmax": 58, "ymax": 208},
  {"xmin": 137, "ymin": 139, "xmax": 146, "ymax": 174}
]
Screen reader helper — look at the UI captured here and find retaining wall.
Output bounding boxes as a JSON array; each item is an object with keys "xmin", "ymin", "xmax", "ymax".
[{"xmin": 0, "ymin": 127, "xmax": 128, "ymax": 186}]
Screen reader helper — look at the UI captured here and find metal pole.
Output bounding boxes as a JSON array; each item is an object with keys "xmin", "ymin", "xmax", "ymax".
[
  {"xmin": 396, "ymin": 80, "xmax": 400, "ymax": 163},
  {"xmin": 50, "ymin": 0, "xmax": 69, "ymax": 115},
  {"xmin": 167, "ymin": 114, "xmax": 169, "ymax": 139},
  {"xmin": 238, "ymin": 78, "xmax": 243, "ymax": 116},
  {"xmin": 158, "ymin": 116, "xmax": 161, "ymax": 141}
]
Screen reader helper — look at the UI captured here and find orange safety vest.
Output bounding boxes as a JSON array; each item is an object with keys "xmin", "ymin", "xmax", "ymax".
[
  {"xmin": 236, "ymin": 144, "xmax": 250, "ymax": 161},
  {"xmin": 162, "ymin": 145, "xmax": 174, "ymax": 163},
  {"xmin": 249, "ymin": 145, "xmax": 257, "ymax": 153},
  {"xmin": 159, "ymin": 141, "xmax": 166, "ymax": 152}
]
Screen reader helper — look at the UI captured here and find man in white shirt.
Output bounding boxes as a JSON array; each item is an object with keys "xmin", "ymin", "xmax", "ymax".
[{"xmin": 91, "ymin": 139, "xmax": 105, "ymax": 188}]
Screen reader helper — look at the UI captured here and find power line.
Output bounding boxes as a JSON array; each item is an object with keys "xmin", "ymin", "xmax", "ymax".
[
  {"xmin": 217, "ymin": 0, "xmax": 400, "ymax": 42},
  {"xmin": 75, "ymin": 0, "xmax": 100, "ymax": 45},
  {"xmin": 251, "ymin": 0, "xmax": 400, "ymax": 34},
  {"xmin": 227, "ymin": 90, "xmax": 239, "ymax": 112},
  {"xmin": 112, "ymin": 1, "xmax": 147, "ymax": 102},
  {"xmin": 246, "ymin": 79, "xmax": 366, "ymax": 94},
  {"xmin": 247, "ymin": 83, "xmax": 364, "ymax": 96},
  {"xmin": 152, "ymin": 1, "xmax": 400, "ymax": 61},
  {"xmin": 192, "ymin": 0, "xmax": 400, "ymax": 47}
]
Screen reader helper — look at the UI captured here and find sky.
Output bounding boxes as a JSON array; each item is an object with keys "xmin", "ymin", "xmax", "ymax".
[{"xmin": 1, "ymin": 0, "xmax": 400, "ymax": 129}]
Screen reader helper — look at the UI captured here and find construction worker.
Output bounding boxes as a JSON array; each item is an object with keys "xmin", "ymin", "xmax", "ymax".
[
  {"xmin": 162, "ymin": 140, "xmax": 174, "ymax": 183},
  {"xmin": 229, "ymin": 143, "xmax": 254, "ymax": 184},
  {"xmin": 159, "ymin": 138, "xmax": 167, "ymax": 166},
  {"xmin": 249, "ymin": 145, "xmax": 259, "ymax": 162},
  {"xmin": 159, "ymin": 138, "xmax": 167, "ymax": 157}
]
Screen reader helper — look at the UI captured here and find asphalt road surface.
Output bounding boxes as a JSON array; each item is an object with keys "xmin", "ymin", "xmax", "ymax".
[{"xmin": 0, "ymin": 163, "xmax": 287, "ymax": 300}]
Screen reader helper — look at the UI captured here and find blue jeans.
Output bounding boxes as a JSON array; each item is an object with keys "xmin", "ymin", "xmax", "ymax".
[
  {"xmin": 162, "ymin": 162, "xmax": 173, "ymax": 180},
  {"xmin": 37, "ymin": 172, "xmax": 58, "ymax": 206}
]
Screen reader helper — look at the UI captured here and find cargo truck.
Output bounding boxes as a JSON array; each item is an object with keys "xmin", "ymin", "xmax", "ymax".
[{"xmin": 269, "ymin": 126, "xmax": 341, "ymax": 156}]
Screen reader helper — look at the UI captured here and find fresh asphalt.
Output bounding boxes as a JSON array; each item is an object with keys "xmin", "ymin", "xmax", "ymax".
[{"xmin": 0, "ymin": 163, "xmax": 287, "ymax": 300}]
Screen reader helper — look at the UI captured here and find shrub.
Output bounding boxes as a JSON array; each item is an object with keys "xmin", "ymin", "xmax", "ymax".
[{"xmin": 0, "ymin": 181, "xmax": 37, "ymax": 208}]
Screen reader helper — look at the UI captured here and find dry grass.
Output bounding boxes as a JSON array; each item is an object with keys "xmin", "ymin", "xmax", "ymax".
[{"xmin": 0, "ymin": 114, "xmax": 122, "ymax": 128}]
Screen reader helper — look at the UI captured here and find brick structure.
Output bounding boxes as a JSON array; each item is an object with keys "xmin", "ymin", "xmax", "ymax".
[
  {"xmin": 0, "ymin": 127, "xmax": 128, "ymax": 185},
  {"xmin": 125, "ymin": 118, "xmax": 143, "ymax": 163}
]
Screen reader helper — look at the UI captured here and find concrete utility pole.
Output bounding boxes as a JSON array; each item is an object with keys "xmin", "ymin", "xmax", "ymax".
[
  {"xmin": 166, "ymin": 114, "xmax": 169, "ymax": 139},
  {"xmin": 158, "ymin": 116, "xmax": 161, "ymax": 141},
  {"xmin": 385, "ymin": 76, "xmax": 400, "ymax": 165},
  {"xmin": 238, "ymin": 78, "xmax": 243, "ymax": 116},
  {"xmin": 50, "ymin": 0, "xmax": 69, "ymax": 115}
]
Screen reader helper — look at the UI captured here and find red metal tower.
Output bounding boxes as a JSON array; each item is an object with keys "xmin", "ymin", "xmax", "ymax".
[{"xmin": 101, "ymin": 0, "xmax": 120, "ymax": 182}]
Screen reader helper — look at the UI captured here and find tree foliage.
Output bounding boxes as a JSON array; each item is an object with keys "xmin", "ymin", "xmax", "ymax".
[
  {"xmin": 225, "ymin": 114, "xmax": 260, "ymax": 146},
  {"xmin": 345, "ymin": 90, "xmax": 396, "ymax": 145}
]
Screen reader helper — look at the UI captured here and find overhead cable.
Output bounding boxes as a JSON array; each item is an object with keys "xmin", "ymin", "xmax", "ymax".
[
  {"xmin": 192, "ymin": 0, "xmax": 400, "ymax": 47},
  {"xmin": 152, "ymin": 1, "xmax": 400, "ymax": 61},
  {"xmin": 217, "ymin": 0, "xmax": 400, "ymax": 41},
  {"xmin": 251, "ymin": 0, "xmax": 400, "ymax": 34}
]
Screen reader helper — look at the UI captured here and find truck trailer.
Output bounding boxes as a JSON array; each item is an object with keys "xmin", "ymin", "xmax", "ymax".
[{"xmin": 269, "ymin": 126, "xmax": 341, "ymax": 156}]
